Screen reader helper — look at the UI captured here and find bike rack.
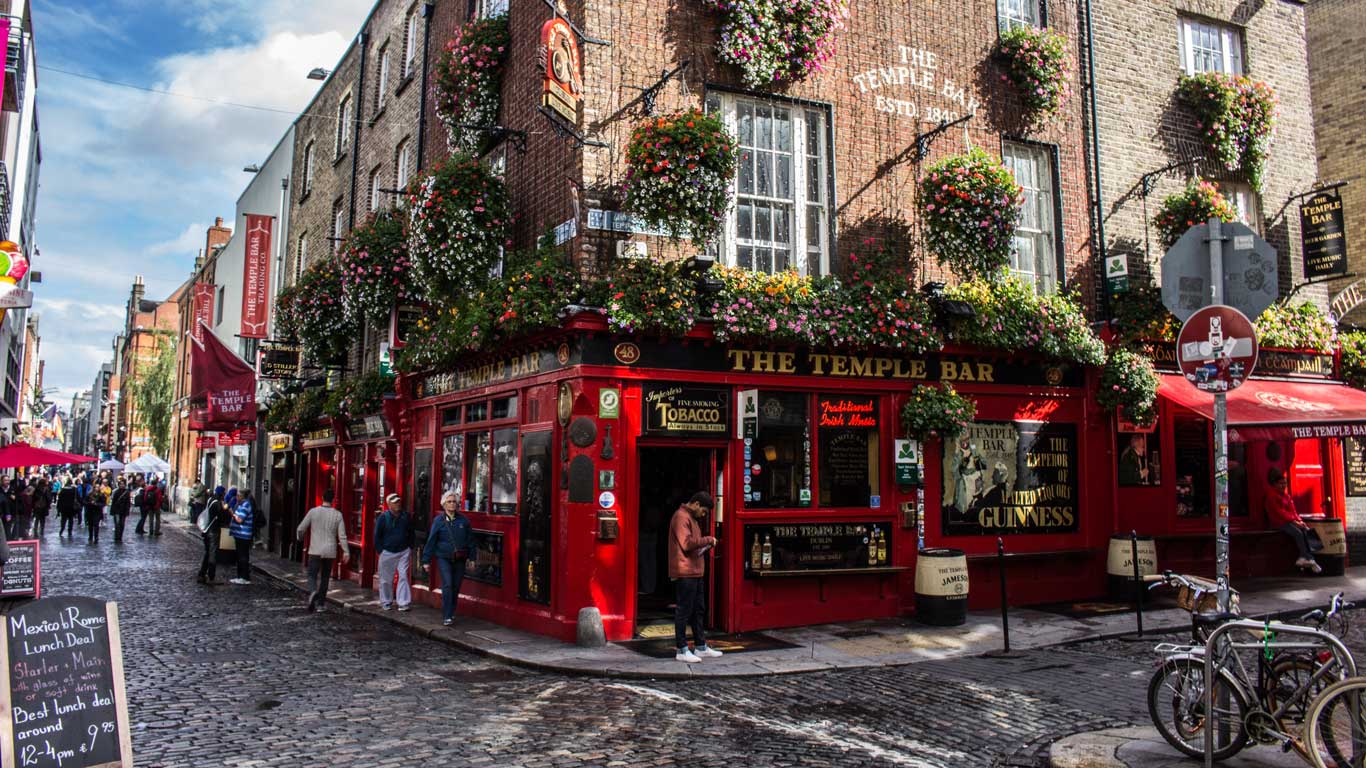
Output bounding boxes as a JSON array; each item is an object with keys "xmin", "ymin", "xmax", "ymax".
[{"xmin": 1201, "ymin": 619, "xmax": 1358, "ymax": 767}]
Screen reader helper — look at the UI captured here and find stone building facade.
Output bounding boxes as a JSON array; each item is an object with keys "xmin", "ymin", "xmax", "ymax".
[{"xmin": 1091, "ymin": 0, "xmax": 1319, "ymax": 305}]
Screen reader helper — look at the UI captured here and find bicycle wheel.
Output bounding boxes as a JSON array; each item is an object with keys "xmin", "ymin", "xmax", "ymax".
[
  {"xmin": 1147, "ymin": 656, "xmax": 1251, "ymax": 761},
  {"xmin": 1269, "ymin": 655, "xmax": 1341, "ymax": 726},
  {"xmin": 1306, "ymin": 677, "xmax": 1366, "ymax": 768}
]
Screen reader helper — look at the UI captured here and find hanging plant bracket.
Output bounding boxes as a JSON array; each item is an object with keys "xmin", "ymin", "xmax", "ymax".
[
  {"xmin": 450, "ymin": 124, "xmax": 528, "ymax": 153},
  {"xmin": 626, "ymin": 61, "xmax": 690, "ymax": 116},
  {"xmin": 911, "ymin": 113, "xmax": 973, "ymax": 163},
  {"xmin": 1139, "ymin": 157, "xmax": 1203, "ymax": 198},
  {"xmin": 538, "ymin": 106, "xmax": 609, "ymax": 148},
  {"xmin": 541, "ymin": 0, "xmax": 610, "ymax": 46}
]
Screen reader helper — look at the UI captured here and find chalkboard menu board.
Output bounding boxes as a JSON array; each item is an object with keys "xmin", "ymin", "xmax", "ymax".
[
  {"xmin": 743, "ymin": 521, "xmax": 891, "ymax": 576},
  {"xmin": 1345, "ymin": 438, "xmax": 1366, "ymax": 497},
  {"xmin": 0, "ymin": 596, "xmax": 131, "ymax": 768},
  {"xmin": 0, "ymin": 540, "xmax": 40, "ymax": 598}
]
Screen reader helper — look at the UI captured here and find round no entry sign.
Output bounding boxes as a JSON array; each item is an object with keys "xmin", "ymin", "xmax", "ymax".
[{"xmin": 1176, "ymin": 304, "xmax": 1259, "ymax": 392}]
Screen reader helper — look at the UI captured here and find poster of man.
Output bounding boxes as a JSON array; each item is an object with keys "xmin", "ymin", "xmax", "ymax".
[
  {"xmin": 1117, "ymin": 430, "xmax": 1160, "ymax": 486},
  {"xmin": 943, "ymin": 422, "xmax": 1017, "ymax": 516}
]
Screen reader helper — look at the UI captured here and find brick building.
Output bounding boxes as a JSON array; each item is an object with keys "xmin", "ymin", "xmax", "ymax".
[
  {"xmin": 116, "ymin": 276, "xmax": 189, "ymax": 464},
  {"xmin": 170, "ymin": 218, "xmax": 231, "ymax": 491}
]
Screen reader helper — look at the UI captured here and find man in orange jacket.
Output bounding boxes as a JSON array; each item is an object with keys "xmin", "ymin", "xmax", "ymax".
[{"xmin": 668, "ymin": 491, "xmax": 723, "ymax": 663}]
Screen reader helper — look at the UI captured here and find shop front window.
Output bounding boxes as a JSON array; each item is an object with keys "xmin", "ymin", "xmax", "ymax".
[
  {"xmin": 1173, "ymin": 417, "xmax": 1211, "ymax": 519},
  {"xmin": 491, "ymin": 427, "xmax": 518, "ymax": 515},
  {"xmin": 346, "ymin": 446, "xmax": 364, "ymax": 538},
  {"xmin": 442, "ymin": 433, "xmax": 464, "ymax": 503},
  {"xmin": 749, "ymin": 391, "xmax": 811, "ymax": 508},
  {"xmin": 465, "ymin": 432, "xmax": 491, "ymax": 513},
  {"xmin": 817, "ymin": 395, "xmax": 880, "ymax": 507},
  {"xmin": 1117, "ymin": 427, "xmax": 1161, "ymax": 487}
]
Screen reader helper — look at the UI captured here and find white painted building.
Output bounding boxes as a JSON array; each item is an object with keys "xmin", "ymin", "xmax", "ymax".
[{"xmin": 0, "ymin": 0, "xmax": 39, "ymax": 428}]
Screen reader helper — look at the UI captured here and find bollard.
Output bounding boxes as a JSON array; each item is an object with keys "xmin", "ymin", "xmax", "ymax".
[
  {"xmin": 1131, "ymin": 530, "xmax": 1144, "ymax": 638},
  {"xmin": 997, "ymin": 537, "xmax": 1010, "ymax": 653}
]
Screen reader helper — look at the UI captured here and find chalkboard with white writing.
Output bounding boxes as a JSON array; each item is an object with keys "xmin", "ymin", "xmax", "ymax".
[
  {"xmin": 0, "ymin": 540, "xmax": 40, "ymax": 598},
  {"xmin": 0, "ymin": 596, "xmax": 131, "ymax": 768}
]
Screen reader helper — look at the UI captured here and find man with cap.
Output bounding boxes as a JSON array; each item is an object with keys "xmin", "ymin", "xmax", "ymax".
[
  {"xmin": 668, "ymin": 491, "xmax": 723, "ymax": 663},
  {"xmin": 373, "ymin": 492, "xmax": 413, "ymax": 611}
]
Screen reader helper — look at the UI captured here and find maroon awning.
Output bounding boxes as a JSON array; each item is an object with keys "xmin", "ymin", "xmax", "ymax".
[
  {"xmin": 1159, "ymin": 374, "xmax": 1366, "ymax": 442},
  {"xmin": 0, "ymin": 443, "xmax": 97, "ymax": 468}
]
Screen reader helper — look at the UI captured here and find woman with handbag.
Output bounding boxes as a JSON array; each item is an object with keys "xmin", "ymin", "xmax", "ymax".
[
  {"xmin": 421, "ymin": 491, "xmax": 472, "ymax": 626},
  {"xmin": 1266, "ymin": 467, "xmax": 1322, "ymax": 574},
  {"xmin": 197, "ymin": 486, "xmax": 228, "ymax": 584}
]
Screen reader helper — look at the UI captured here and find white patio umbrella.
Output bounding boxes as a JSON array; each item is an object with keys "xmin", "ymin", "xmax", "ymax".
[{"xmin": 96, "ymin": 459, "xmax": 124, "ymax": 471}]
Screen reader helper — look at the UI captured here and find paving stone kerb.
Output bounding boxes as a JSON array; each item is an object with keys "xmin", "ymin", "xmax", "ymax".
[
  {"xmin": 189, "ymin": 519, "xmax": 1366, "ymax": 680},
  {"xmin": 1051, "ymin": 726, "xmax": 1305, "ymax": 768}
]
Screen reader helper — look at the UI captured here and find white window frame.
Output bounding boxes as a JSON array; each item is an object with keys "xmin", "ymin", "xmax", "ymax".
[
  {"xmin": 479, "ymin": 0, "xmax": 509, "ymax": 17},
  {"xmin": 376, "ymin": 46, "xmax": 391, "ymax": 111},
  {"xmin": 336, "ymin": 94, "xmax": 353, "ymax": 158},
  {"xmin": 1002, "ymin": 141, "xmax": 1060, "ymax": 295},
  {"xmin": 998, "ymin": 0, "xmax": 1041, "ymax": 31},
  {"xmin": 302, "ymin": 141, "xmax": 315, "ymax": 196},
  {"xmin": 712, "ymin": 92, "xmax": 832, "ymax": 277},
  {"xmin": 396, "ymin": 140, "xmax": 412, "ymax": 191},
  {"xmin": 1178, "ymin": 18, "xmax": 1244, "ymax": 76},
  {"xmin": 368, "ymin": 168, "xmax": 383, "ymax": 213},
  {"xmin": 332, "ymin": 202, "xmax": 345, "ymax": 253},
  {"xmin": 296, "ymin": 235, "xmax": 308, "ymax": 281},
  {"xmin": 403, "ymin": 10, "xmax": 419, "ymax": 78},
  {"xmin": 1219, "ymin": 181, "xmax": 1259, "ymax": 228}
]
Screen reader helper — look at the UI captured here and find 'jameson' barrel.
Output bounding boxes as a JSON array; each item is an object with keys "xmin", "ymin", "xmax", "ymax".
[
  {"xmin": 1304, "ymin": 517, "xmax": 1347, "ymax": 577},
  {"xmin": 915, "ymin": 548, "xmax": 968, "ymax": 626},
  {"xmin": 1106, "ymin": 534, "xmax": 1157, "ymax": 600}
]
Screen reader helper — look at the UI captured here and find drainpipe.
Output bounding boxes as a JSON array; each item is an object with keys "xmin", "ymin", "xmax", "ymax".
[
  {"xmin": 416, "ymin": 2, "xmax": 435, "ymax": 173},
  {"xmin": 1082, "ymin": 0, "xmax": 1110, "ymax": 322},
  {"xmin": 349, "ymin": 31, "xmax": 369, "ymax": 229}
]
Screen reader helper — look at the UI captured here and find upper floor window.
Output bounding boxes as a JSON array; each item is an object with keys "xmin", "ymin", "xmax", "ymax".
[
  {"xmin": 1002, "ymin": 141, "xmax": 1060, "ymax": 294},
  {"xmin": 215, "ymin": 286, "xmax": 226, "ymax": 326},
  {"xmin": 403, "ymin": 9, "xmax": 420, "ymax": 78},
  {"xmin": 998, "ymin": 0, "xmax": 1042, "ymax": 31},
  {"xmin": 302, "ymin": 141, "xmax": 315, "ymax": 196},
  {"xmin": 368, "ymin": 167, "xmax": 383, "ymax": 212},
  {"xmin": 710, "ymin": 93, "xmax": 832, "ymax": 276},
  {"xmin": 1178, "ymin": 18, "xmax": 1243, "ymax": 76},
  {"xmin": 336, "ymin": 94, "xmax": 353, "ymax": 157},
  {"xmin": 332, "ymin": 201, "xmax": 346, "ymax": 253},
  {"xmin": 396, "ymin": 139, "xmax": 412, "ymax": 191},
  {"xmin": 1219, "ymin": 181, "xmax": 1259, "ymax": 227},
  {"xmin": 376, "ymin": 46, "xmax": 391, "ymax": 111},
  {"xmin": 296, "ymin": 234, "xmax": 308, "ymax": 281},
  {"xmin": 479, "ymin": 0, "xmax": 509, "ymax": 16}
]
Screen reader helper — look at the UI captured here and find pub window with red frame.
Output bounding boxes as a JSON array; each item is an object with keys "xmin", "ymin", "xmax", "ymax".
[
  {"xmin": 440, "ymin": 396, "xmax": 519, "ymax": 516},
  {"xmin": 745, "ymin": 391, "xmax": 881, "ymax": 509}
]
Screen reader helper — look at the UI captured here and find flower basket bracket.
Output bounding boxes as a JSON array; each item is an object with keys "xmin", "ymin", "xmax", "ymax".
[
  {"xmin": 539, "ymin": 106, "xmax": 609, "ymax": 149},
  {"xmin": 626, "ymin": 60, "xmax": 689, "ymax": 117},
  {"xmin": 913, "ymin": 112, "xmax": 974, "ymax": 163}
]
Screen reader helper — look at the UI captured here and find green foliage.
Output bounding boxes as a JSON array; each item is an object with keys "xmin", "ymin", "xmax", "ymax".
[
  {"xmin": 339, "ymin": 209, "xmax": 417, "ymax": 325},
  {"xmin": 1153, "ymin": 180, "xmax": 1236, "ymax": 251},
  {"xmin": 605, "ymin": 257, "xmax": 699, "ymax": 337},
  {"xmin": 263, "ymin": 388, "xmax": 328, "ymax": 434},
  {"xmin": 131, "ymin": 334, "xmax": 177, "ymax": 457},
  {"xmin": 323, "ymin": 371, "xmax": 395, "ymax": 419},
  {"xmin": 943, "ymin": 277, "xmax": 1105, "ymax": 365},
  {"xmin": 406, "ymin": 153, "xmax": 510, "ymax": 306},
  {"xmin": 623, "ymin": 110, "xmax": 739, "ymax": 243},
  {"xmin": 995, "ymin": 25, "xmax": 1071, "ymax": 125},
  {"xmin": 900, "ymin": 384, "xmax": 976, "ymax": 442},
  {"xmin": 276, "ymin": 259, "xmax": 354, "ymax": 364},
  {"xmin": 1111, "ymin": 281, "xmax": 1179, "ymax": 343},
  {"xmin": 1341, "ymin": 331, "xmax": 1366, "ymax": 390},
  {"xmin": 1097, "ymin": 347, "xmax": 1160, "ymax": 426},
  {"xmin": 433, "ymin": 14, "xmax": 509, "ymax": 153},
  {"xmin": 1177, "ymin": 73, "xmax": 1278, "ymax": 190}
]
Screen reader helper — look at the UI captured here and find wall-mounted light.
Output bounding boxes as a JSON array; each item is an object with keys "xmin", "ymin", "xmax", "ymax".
[
  {"xmin": 306, "ymin": 68, "xmax": 331, "ymax": 81},
  {"xmin": 242, "ymin": 164, "xmax": 261, "ymax": 173}
]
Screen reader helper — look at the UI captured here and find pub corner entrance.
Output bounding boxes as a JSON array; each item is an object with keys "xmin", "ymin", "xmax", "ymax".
[{"xmin": 635, "ymin": 446, "xmax": 725, "ymax": 637}]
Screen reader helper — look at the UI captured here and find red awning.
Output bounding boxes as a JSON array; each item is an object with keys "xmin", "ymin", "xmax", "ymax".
[
  {"xmin": 0, "ymin": 443, "xmax": 97, "ymax": 469},
  {"xmin": 1159, "ymin": 374, "xmax": 1366, "ymax": 442}
]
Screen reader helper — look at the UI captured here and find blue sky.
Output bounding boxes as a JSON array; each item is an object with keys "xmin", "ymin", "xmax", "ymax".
[{"xmin": 32, "ymin": 0, "xmax": 372, "ymax": 406}]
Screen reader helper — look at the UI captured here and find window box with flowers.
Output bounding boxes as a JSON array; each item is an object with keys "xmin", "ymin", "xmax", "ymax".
[
  {"xmin": 943, "ymin": 276, "xmax": 1106, "ymax": 366},
  {"xmin": 1253, "ymin": 301, "xmax": 1335, "ymax": 353},
  {"xmin": 274, "ymin": 259, "xmax": 354, "ymax": 364},
  {"xmin": 900, "ymin": 384, "xmax": 976, "ymax": 443},
  {"xmin": 701, "ymin": 0, "xmax": 849, "ymax": 89},
  {"xmin": 994, "ymin": 25, "xmax": 1072, "ymax": 127},
  {"xmin": 433, "ymin": 13, "xmax": 509, "ymax": 153},
  {"xmin": 406, "ymin": 153, "xmax": 510, "ymax": 306},
  {"xmin": 920, "ymin": 147, "xmax": 1025, "ymax": 279},
  {"xmin": 339, "ymin": 209, "xmax": 418, "ymax": 326},
  {"xmin": 623, "ymin": 109, "xmax": 739, "ymax": 244},
  {"xmin": 1176, "ymin": 73, "xmax": 1277, "ymax": 191},
  {"xmin": 323, "ymin": 371, "xmax": 396, "ymax": 420},
  {"xmin": 603, "ymin": 256, "xmax": 699, "ymax": 338}
]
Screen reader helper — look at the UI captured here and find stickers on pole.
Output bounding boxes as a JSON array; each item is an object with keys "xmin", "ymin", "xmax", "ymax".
[{"xmin": 1176, "ymin": 305, "xmax": 1259, "ymax": 393}]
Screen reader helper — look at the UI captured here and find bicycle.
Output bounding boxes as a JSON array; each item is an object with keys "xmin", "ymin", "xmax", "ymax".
[{"xmin": 1144, "ymin": 572, "xmax": 1356, "ymax": 763}]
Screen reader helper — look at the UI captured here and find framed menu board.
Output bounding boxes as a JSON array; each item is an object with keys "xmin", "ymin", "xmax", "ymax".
[
  {"xmin": 1345, "ymin": 438, "xmax": 1366, "ymax": 497},
  {"xmin": 0, "ymin": 540, "xmax": 39, "ymax": 598}
]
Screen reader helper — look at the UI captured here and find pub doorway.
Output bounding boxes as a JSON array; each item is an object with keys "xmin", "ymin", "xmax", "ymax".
[{"xmin": 635, "ymin": 446, "xmax": 724, "ymax": 637}]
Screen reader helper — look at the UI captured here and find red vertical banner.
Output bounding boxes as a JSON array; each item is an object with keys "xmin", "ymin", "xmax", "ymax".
[
  {"xmin": 240, "ymin": 214, "xmax": 273, "ymax": 338},
  {"xmin": 192, "ymin": 282, "xmax": 215, "ymax": 344}
]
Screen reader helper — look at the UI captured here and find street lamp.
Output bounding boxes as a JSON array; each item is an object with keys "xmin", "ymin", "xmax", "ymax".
[{"xmin": 307, "ymin": 68, "xmax": 331, "ymax": 81}]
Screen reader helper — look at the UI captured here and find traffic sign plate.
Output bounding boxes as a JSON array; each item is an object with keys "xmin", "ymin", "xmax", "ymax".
[
  {"xmin": 1176, "ymin": 305, "xmax": 1259, "ymax": 393},
  {"xmin": 1161, "ymin": 221, "xmax": 1278, "ymax": 322}
]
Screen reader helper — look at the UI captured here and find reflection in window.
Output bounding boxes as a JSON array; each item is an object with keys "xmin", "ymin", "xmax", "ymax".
[
  {"xmin": 491, "ymin": 428, "xmax": 518, "ymax": 515},
  {"xmin": 466, "ymin": 432, "xmax": 491, "ymax": 513},
  {"xmin": 492, "ymin": 395, "xmax": 517, "ymax": 420},
  {"xmin": 442, "ymin": 433, "xmax": 464, "ymax": 505},
  {"xmin": 749, "ymin": 392, "xmax": 810, "ymax": 508},
  {"xmin": 817, "ymin": 396, "xmax": 880, "ymax": 507}
]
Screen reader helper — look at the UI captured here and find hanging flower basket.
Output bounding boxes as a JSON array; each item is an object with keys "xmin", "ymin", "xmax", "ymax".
[
  {"xmin": 264, "ymin": 388, "xmax": 328, "ymax": 434},
  {"xmin": 406, "ymin": 153, "xmax": 510, "ymax": 306},
  {"xmin": 701, "ymin": 0, "xmax": 849, "ymax": 88},
  {"xmin": 492, "ymin": 246, "xmax": 584, "ymax": 339},
  {"xmin": 605, "ymin": 256, "xmax": 699, "ymax": 337},
  {"xmin": 1111, "ymin": 281, "xmax": 1179, "ymax": 344},
  {"xmin": 278, "ymin": 259, "xmax": 354, "ymax": 363},
  {"xmin": 901, "ymin": 384, "xmax": 976, "ymax": 443},
  {"xmin": 433, "ymin": 13, "xmax": 510, "ymax": 153},
  {"xmin": 623, "ymin": 109, "xmax": 738, "ymax": 243},
  {"xmin": 1254, "ymin": 301, "xmax": 1335, "ymax": 352},
  {"xmin": 943, "ymin": 277, "xmax": 1106, "ymax": 366},
  {"xmin": 323, "ymin": 371, "xmax": 395, "ymax": 419},
  {"xmin": 994, "ymin": 26, "xmax": 1071, "ymax": 126},
  {"xmin": 1342, "ymin": 331, "xmax": 1366, "ymax": 390},
  {"xmin": 339, "ymin": 209, "xmax": 417, "ymax": 325},
  {"xmin": 920, "ymin": 147, "xmax": 1024, "ymax": 280},
  {"xmin": 1177, "ymin": 73, "xmax": 1277, "ymax": 191},
  {"xmin": 1096, "ymin": 347, "xmax": 1159, "ymax": 427},
  {"xmin": 393, "ymin": 303, "xmax": 492, "ymax": 374},
  {"xmin": 1153, "ymin": 180, "xmax": 1236, "ymax": 251}
]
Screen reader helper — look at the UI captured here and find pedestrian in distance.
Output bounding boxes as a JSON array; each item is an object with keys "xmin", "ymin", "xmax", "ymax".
[
  {"xmin": 109, "ymin": 477, "xmax": 131, "ymax": 543},
  {"xmin": 421, "ymin": 491, "xmax": 471, "ymax": 626},
  {"xmin": 136, "ymin": 476, "xmax": 158, "ymax": 536},
  {"xmin": 197, "ymin": 486, "xmax": 228, "ymax": 584},
  {"xmin": 189, "ymin": 479, "xmax": 207, "ymax": 528},
  {"xmin": 373, "ymin": 492, "xmax": 413, "ymax": 611},
  {"xmin": 56, "ymin": 479, "xmax": 77, "ymax": 537},
  {"xmin": 31, "ymin": 478, "xmax": 50, "ymax": 538},
  {"xmin": 228, "ymin": 489, "xmax": 256, "ymax": 585},
  {"xmin": 76, "ymin": 475, "xmax": 93, "ymax": 533},
  {"xmin": 668, "ymin": 491, "xmax": 723, "ymax": 663},
  {"xmin": 11, "ymin": 479, "xmax": 33, "ymax": 540},
  {"xmin": 84, "ymin": 480, "xmax": 107, "ymax": 545},
  {"xmin": 296, "ymin": 489, "xmax": 349, "ymax": 612}
]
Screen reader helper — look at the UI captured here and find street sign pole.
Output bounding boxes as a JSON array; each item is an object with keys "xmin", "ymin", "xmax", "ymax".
[{"xmin": 1207, "ymin": 217, "xmax": 1231, "ymax": 615}]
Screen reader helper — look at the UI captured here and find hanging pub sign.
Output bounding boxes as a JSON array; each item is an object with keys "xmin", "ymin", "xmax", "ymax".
[
  {"xmin": 642, "ymin": 384, "xmax": 729, "ymax": 436},
  {"xmin": 1301, "ymin": 189, "xmax": 1349, "ymax": 280},
  {"xmin": 540, "ymin": 18, "xmax": 582, "ymax": 123},
  {"xmin": 258, "ymin": 344, "xmax": 301, "ymax": 379},
  {"xmin": 195, "ymin": 434, "xmax": 217, "ymax": 449},
  {"xmin": 941, "ymin": 420, "xmax": 1079, "ymax": 535}
]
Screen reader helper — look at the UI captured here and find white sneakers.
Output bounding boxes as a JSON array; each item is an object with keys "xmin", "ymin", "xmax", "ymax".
[
  {"xmin": 1296, "ymin": 557, "xmax": 1324, "ymax": 574},
  {"xmin": 229, "ymin": 578, "xmax": 250, "ymax": 585},
  {"xmin": 676, "ymin": 645, "xmax": 724, "ymax": 663}
]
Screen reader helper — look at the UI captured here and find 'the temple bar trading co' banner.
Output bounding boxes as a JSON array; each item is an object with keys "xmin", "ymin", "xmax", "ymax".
[
  {"xmin": 192, "ymin": 282, "xmax": 215, "ymax": 344},
  {"xmin": 240, "ymin": 214, "xmax": 273, "ymax": 339}
]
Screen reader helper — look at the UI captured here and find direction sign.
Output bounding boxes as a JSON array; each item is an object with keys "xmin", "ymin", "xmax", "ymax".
[
  {"xmin": 1176, "ymin": 305, "xmax": 1259, "ymax": 393},
  {"xmin": 1161, "ymin": 221, "xmax": 1278, "ymax": 322}
]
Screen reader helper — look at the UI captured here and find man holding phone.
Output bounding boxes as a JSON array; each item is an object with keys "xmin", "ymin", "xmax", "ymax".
[{"xmin": 669, "ymin": 491, "xmax": 722, "ymax": 663}]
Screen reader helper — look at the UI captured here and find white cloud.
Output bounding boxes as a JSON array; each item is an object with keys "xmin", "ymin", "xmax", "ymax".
[{"xmin": 146, "ymin": 222, "xmax": 210, "ymax": 258}]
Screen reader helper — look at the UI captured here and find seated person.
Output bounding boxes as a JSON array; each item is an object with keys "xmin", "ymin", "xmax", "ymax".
[{"xmin": 1265, "ymin": 467, "xmax": 1321, "ymax": 574}]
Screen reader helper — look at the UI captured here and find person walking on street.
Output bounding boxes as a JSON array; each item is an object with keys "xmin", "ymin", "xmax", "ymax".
[
  {"xmin": 84, "ymin": 480, "xmax": 106, "ymax": 544},
  {"xmin": 153, "ymin": 479, "xmax": 168, "ymax": 535},
  {"xmin": 373, "ymin": 493, "xmax": 413, "ymax": 611},
  {"xmin": 31, "ymin": 478, "xmax": 50, "ymax": 538},
  {"xmin": 10, "ymin": 479, "xmax": 32, "ymax": 540},
  {"xmin": 109, "ymin": 478, "xmax": 131, "ymax": 543},
  {"xmin": 421, "ymin": 491, "xmax": 471, "ymax": 626},
  {"xmin": 198, "ymin": 486, "xmax": 228, "ymax": 584},
  {"xmin": 668, "ymin": 492, "xmax": 723, "ymax": 663},
  {"xmin": 76, "ymin": 474, "xmax": 93, "ymax": 533},
  {"xmin": 228, "ymin": 490, "xmax": 255, "ymax": 584},
  {"xmin": 56, "ymin": 480, "xmax": 77, "ymax": 537},
  {"xmin": 189, "ymin": 480, "xmax": 207, "ymax": 528},
  {"xmin": 296, "ymin": 490, "xmax": 348, "ymax": 612},
  {"xmin": 136, "ymin": 477, "xmax": 158, "ymax": 536}
]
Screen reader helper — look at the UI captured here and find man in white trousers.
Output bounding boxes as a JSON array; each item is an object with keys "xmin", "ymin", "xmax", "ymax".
[{"xmin": 372, "ymin": 492, "xmax": 413, "ymax": 611}]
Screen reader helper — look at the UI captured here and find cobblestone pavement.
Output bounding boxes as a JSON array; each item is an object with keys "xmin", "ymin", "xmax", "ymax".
[{"xmin": 30, "ymin": 523, "xmax": 1365, "ymax": 767}]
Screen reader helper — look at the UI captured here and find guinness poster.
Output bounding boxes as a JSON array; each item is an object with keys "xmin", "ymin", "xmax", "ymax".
[
  {"xmin": 642, "ymin": 384, "xmax": 729, "ymax": 436},
  {"xmin": 1301, "ymin": 189, "xmax": 1348, "ymax": 280},
  {"xmin": 941, "ymin": 421, "xmax": 1078, "ymax": 535}
]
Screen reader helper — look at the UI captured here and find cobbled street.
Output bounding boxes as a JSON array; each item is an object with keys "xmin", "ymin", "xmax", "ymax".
[{"xmin": 31, "ymin": 522, "xmax": 1362, "ymax": 768}]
